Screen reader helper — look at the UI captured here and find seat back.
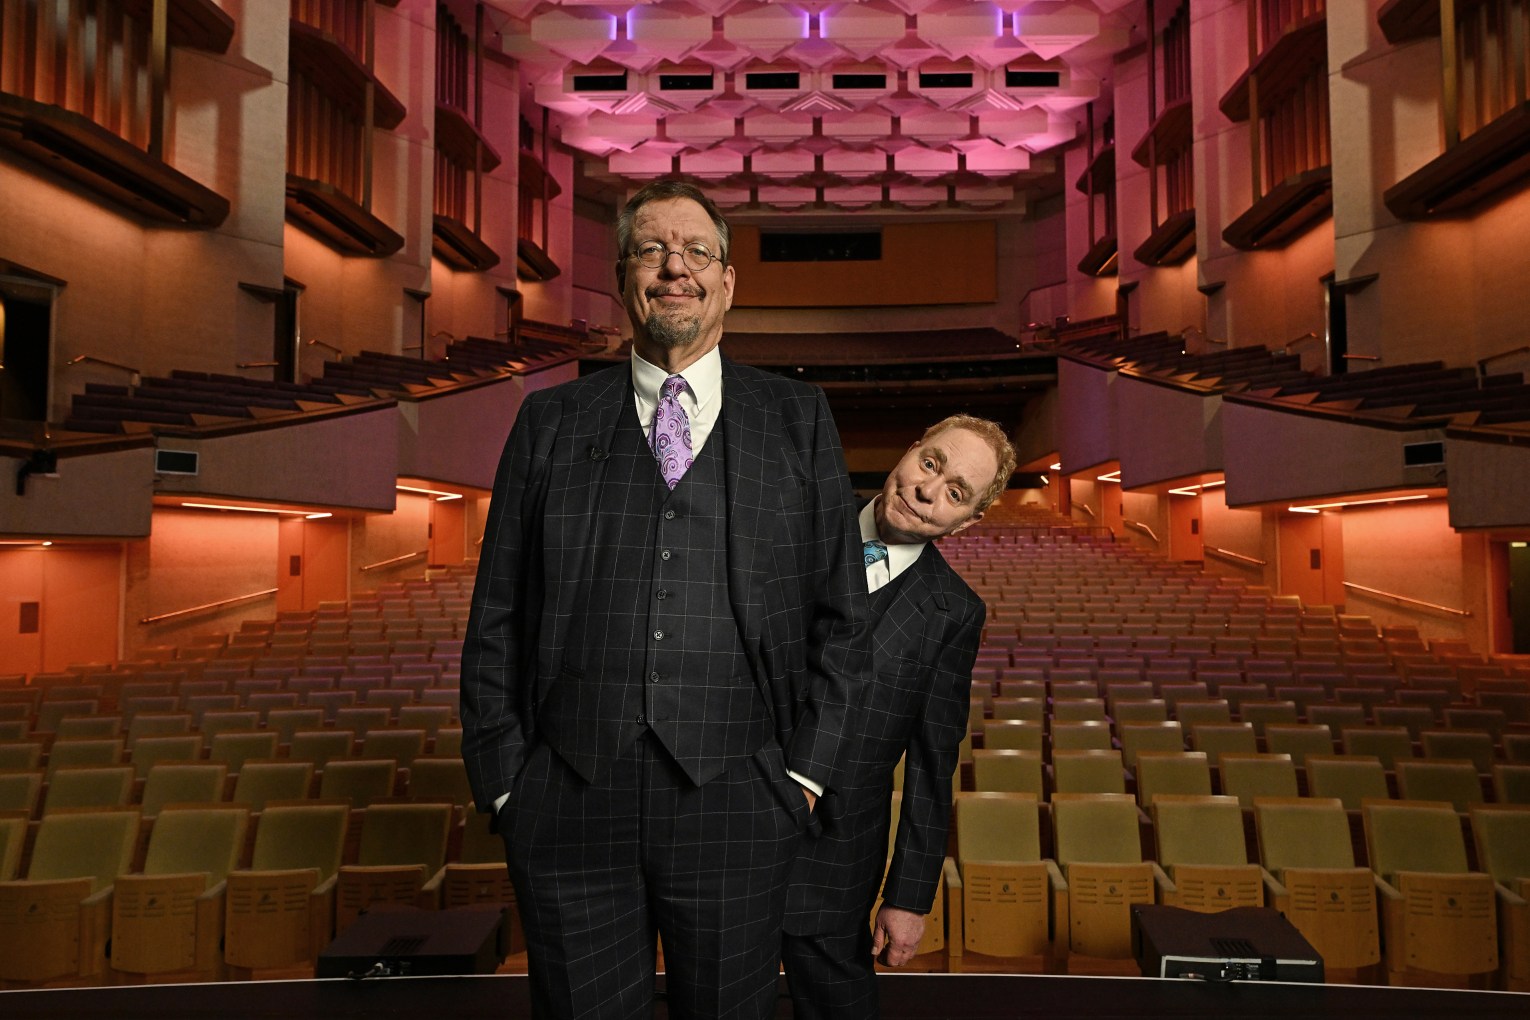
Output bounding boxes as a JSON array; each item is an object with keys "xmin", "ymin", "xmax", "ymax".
[
  {"xmin": 126, "ymin": 712, "xmax": 192, "ymax": 744},
  {"xmin": 1263, "ymin": 724, "xmax": 1334, "ymax": 766},
  {"xmin": 1468, "ymin": 805, "xmax": 1530, "ymax": 884},
  {"xmin": 1493, "ymin": 763, "xmax": 1530, "ymax": 805},
  {"xmin": 130, "ymin": 734, "xmax": 206, "ymax": 779},
  {"xmin": 1395, "ymin": 759, "xmax": 1484, "ymax": 812},
  {"xmin": 1051, "ymin": 749, "xmax": 1126, "ymax": 795},
  {"xmin": 232, "ymin": 760, "xmax": 315, "ymax": 810},
  {"xmin": 288, "ymin": 729, "xmax": 355, "ymax": 769},
  {"xmin": 1218, "ymin": 752, "xmax": 1298, "ymax": 809},
  {"xmin": 43, "ymin": 765, "xmax": 135, "ymax": 813},
  {"xmin": 1189, "ymin": 722, "xmax": 1257, "ymax": 765},
  {"xmin": 28, "ymin": 807, "xmax": 142, "ymax": 892},
  {"xmin": 1052, "ymin": 698, "xmax": 1107, "ymax": 722},
  {"xmin": 1050, "ymin": 720, "xmax": 1113, "ymax": 753},
  {"xmin": 44, "ymin": 737, "xmax": 124, "ymax": 778},
  {"xmin": 1254, "ymin": 796, "xmax": 1354, "ymax": 871},
  {"xmin": 955, "ymin": 792, "xmax": 1040, "ymax": 863},
  {"xmin": 1340, "ymin": 726, "xmax": 1414, "ymax": 771},
  {"xmin": 1306, "ymin": 754, "xmax": 1389, "ymax": 811},
  {"xmin": 1363, "ymin": 799, "xmax": 1470, "ymax": 882},
  {"xmin": 1117, "ymin": 722, "xmax": 1185, "ymax": 768},
  {"xmin": 1134, "ymin": 751, "xmax": 1212, "ymax": 807},
  {"xmin": 970, "ymin": 749, "xmax": 1043, "ymax": 795},
  {"xmin": 0, "ymin": 812, "xmax": 26, "ymax": 880},
  {"xmin": 318, "ymin": 757, "xmax": 398, "ymax": 809},
  {"xmin": 141, "ymin": 763, "xmax": 229, "ymax": 817},
  {"xmin": 1152, "ymin": 794, "xmax": 1247, "ymax": 867},
  {"xmin": 209, "ymin": 731, "xmax": 281, "ymax": 774},
  {"xmin": 0, "ymin": 770, "xmax": 44, "ymax": 816},
  {"xmin": 250, "ymin": 800, "xmax": 351, "ymax": 881},
  {"xmin": 1420, "ymin": 730, "xmax": 1495, "ymax": 773},
  {"xmin": 362, "ymin": 728, "xmax": 428, "ymax": 767},
  {"xmin": 1051, "ymin": 792, "xmax": 1141, "ymax": 866},
  {"xmin": 266, "ymin": 708, "xmax": 325, "ymax": 746},
  {"xmin": 1175, "ymin": 699, "xmax": 1232, "ymax": 730},
  {"xmin": 981, "ymin": 719, "xmax": 1043, "ymax": 752},
  {"xmin": 144, "ymin": 804, "xmax": 250, "ymax": 882},
  {"xmin": 406, "ymin": 756, "xmax": 474, "ymax": 805},
  {"xmin": 356, "ymin": 801, "xmax": 454, "ymax": 871}
]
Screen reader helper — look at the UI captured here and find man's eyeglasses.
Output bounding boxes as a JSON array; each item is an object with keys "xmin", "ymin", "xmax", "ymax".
[{"xmin": 627, "ymin": 241, "xmax": 722, "ymax": 272}]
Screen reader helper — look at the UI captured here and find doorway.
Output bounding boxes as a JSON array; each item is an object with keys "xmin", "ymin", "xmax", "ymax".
[
  {"xmin": 1510, "ymin": 542, "xmax": 1530, "ymax": 654},
  {"xmin": 274, "ymin": 280, "xmax": 302, "ymax": 384},
  {"xmin": 0, "ymin": 282, "xmax": 53, "ymax": 422}
]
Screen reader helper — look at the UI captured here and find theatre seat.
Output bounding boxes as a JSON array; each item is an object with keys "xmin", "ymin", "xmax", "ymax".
[
  {"xmin": 1468, "ymin": 805, "xmax": 1530, "ymax": 991},
  {"xmin": 224, "ymin": 800, "xmax": 350, "ymax": 975},
  {"xmin": 1364, "ymin": 798, "xmax": 1498, "ymax": 985},
  {"xmin": 971, "ymin": 749, "xmax": 1044, "ymax": 795},
  {"xmin": 0, "ymin": 806, "xmax": 141, "ymax": 987},
  {"xmin": 1254, "ymin": 796, "xmax": 1380, "ymax": 973},
  {"xmin": 334, "ymin": 801, "xmax": 454, "ymax": 932},
  {"xmin": 949, "ymin": 792, "xmax": 1059, "ymax": 970},
  {"xmin": 110, "ymin": 804, "xmax": 250, "ymax": 981},
  {"xmin": 1152, "ymin": 794, "xmax": 1263, "ymax": 912},
  {"xmin": 1051, "ymin": 792, "xmax": 1160, "ymax": 969}
]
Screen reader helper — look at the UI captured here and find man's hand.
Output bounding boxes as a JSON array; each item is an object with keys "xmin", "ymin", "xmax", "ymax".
[
  {"xmin": 801, "ymin": 788, "xmax": 817, "ymax": 812},
  {"xmin": 870, "ymin": 906, "xmax": 925, "ymax": 967}
]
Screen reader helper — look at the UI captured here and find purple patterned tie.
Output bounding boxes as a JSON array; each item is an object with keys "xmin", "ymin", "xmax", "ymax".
[{"xmin": 651, "ymin": 374, "xmax": 693, "ymax": 489}]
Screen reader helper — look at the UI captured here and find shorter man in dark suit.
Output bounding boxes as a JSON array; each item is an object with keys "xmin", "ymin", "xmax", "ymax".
[{"xmin": 782, "ymin": 414, "xmax": 1016, "ymax": 1020}]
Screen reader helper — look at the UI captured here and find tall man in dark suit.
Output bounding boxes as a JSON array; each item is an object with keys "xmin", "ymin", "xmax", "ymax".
[
  {"xmin": 460, "ymin": 179, "xmax": 870, "ymax": 1020},
  {"xmin": 782, "ymin": 414, "xmax": 1016, "ymax": 1019}
]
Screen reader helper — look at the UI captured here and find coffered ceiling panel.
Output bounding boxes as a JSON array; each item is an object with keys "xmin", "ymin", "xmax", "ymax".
[{"xmin": 488, "ymin": 0, "xmax": 1143, "ymax": 214}]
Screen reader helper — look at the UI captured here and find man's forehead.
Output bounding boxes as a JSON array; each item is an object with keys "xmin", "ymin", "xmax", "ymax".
[{"xmin": 633, "ymin": 198, "xmax": 715, "ymax": 236}]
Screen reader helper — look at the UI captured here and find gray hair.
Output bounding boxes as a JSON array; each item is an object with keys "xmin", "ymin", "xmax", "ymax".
[{"xmin": 616, "ymin": 179, "xmax": 732, "ymax": 265}]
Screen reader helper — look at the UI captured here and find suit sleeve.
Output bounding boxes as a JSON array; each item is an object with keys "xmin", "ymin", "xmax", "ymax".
[
  {"xmin": 881, "ymin": 594, "xmax": 984, "ymax": 912},
  {"xmin": 782, "ymin": 388, "xmax": 873, "ymax": 795},
  {"xmin": 459, "ymin": 396, "xmax": 550, "ymax": 813}
]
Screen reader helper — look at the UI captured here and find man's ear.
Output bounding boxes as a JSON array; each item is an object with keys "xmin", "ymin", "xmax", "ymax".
[{"xmin": 948, "ymin": 511, "xmax": 983, "ymax": 537}]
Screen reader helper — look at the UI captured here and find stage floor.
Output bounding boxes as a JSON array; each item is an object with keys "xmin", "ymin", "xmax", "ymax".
[{"xmin": 4, "ymin": 973, "xmax": 1529, "ymax": 1019}]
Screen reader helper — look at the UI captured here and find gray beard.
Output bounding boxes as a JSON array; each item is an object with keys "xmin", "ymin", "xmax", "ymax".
[{"xmin": 644, "ymin": 310, "xmax": 702, "ymax": 349}]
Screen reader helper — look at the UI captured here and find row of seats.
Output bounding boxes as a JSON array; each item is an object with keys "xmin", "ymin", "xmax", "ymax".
[{"xmin": 927, "ymin": 791, "xmax": 1529, "ymax": 989}]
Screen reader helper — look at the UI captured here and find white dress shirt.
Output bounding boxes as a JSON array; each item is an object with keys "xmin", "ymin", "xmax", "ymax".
[
  {"xmin": 860, "ymin": 498, "xmax": 926, "ymax": 592},
  {"xmin": 632, "ymin": 345, "xmax": 722, "ymax": 450}
]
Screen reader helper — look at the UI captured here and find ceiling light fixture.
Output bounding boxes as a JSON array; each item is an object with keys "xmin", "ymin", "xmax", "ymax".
[
  {"xmin": 396, "ymin": 484, "xmax": 463, "ymax": 501},
  {"xmin": 181, "ymin": 502, "xmax": 324, "ymax": 517},
  {"xmin": 1168, "ymin": 480, "xmax": 1226, "ymax": 496}
]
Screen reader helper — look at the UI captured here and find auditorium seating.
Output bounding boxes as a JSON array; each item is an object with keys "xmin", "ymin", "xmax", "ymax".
[{"xmin": 1, "ymin": 511, "xmax": 1526, "ymax": 991}]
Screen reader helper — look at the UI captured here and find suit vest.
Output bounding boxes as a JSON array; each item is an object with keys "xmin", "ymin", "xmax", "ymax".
[{"xmin": 538, "ymin": 397, "xmax": 770, "ymax": 787}]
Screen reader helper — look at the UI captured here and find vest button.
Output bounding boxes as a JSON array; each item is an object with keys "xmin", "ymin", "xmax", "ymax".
[
  {"xmin": 660, "ymin": 550, "xmax": 671, "ymax": 560},
  {"xmin": 656, "ymin": 589, "xmax": 668, "ymax": 600},
  {"xmin": 664, "ymin": 509, "xmax": 676, "ymax": 520},
  {"xmin": 650, "ymin": 671, "xmax": 661, "ymax": 683},
  {"xmin": 635, "ymin": 713, "xmax": 645, "ymax": 725},
  {"xmin": 653, "ymin": 629, "xmax": 665, "ymax": 640}
]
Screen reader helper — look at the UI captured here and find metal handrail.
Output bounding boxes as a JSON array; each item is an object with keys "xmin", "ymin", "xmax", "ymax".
[
  {"xmin": 306, "ymin": 338, "xmax": 342, "ymax": 355},
  {"xmin": 1341, "ymin": 354, "xmax": 1380, "ymax": 362},
  {"xmin": 236, "ymin": 361, "xmax": 280, "ymax": 369},
  {"xmin": 139, "ymin": 587, "xmax": 276, "ymax": 624},
  {"xmin": 1342, "ymin": 581, "xmax": 1471, "ymax": 617},
  {"xmin": 1074, "ymin": 503, "xmax": 1096, "ymax": 518},
  {"xmin": 360, "ymin": 550, "xmax": 428, "ymax": 572},
  {"xmin": 1282, "ymin": 331, "xmax": 1320, "ymax": 352},
  {"xmin": 1478, "ymin": 344, "xmax": 1530, "ymax": 377},
  {"xmin": 67, "ymin": 355, "xmax": 140, "ymax": 381},
  {"xmin": 1124, "ymin": 519, "xmax": 1160, "ymax": 544},
  {"xmin": 1204, "ymin": 546, "xmax": 1267, "ymax": 567}
]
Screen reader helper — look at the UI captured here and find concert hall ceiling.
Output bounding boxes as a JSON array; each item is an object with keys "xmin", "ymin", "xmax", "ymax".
[{"xmin": 481, "ymin": 1, "xmax": 1143, "ymax": 214}]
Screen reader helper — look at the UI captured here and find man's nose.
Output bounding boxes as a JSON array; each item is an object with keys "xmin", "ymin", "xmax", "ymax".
[{"xmin": 657, "ymin": 250, "xmax": 691, "ymax": 277}]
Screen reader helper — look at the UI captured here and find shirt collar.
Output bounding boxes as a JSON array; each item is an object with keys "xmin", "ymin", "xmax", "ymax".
[
  {"xmin": 861, "ymin": 497, "xmax": 924, "ymax": 582},
  {"xmin": 632, "ymin": 346, "xmax": 723, "ymax": 420}
]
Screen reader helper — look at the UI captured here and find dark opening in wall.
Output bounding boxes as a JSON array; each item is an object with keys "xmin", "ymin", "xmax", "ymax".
[{"xmin": 760, "ymin": 231, "xmax": 882, "ymax": 262}]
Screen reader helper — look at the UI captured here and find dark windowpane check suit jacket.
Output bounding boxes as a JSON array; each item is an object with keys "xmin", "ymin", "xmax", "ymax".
[
  {"xmin": 785, "ymin": 540, "xmax": 984, "ymax": 935},
  {"xmin": 459, "ymin": 354, "xmax": 872, "ymax": 829}
]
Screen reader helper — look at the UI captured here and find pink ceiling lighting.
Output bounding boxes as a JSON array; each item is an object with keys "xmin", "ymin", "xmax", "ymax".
[{"xmin": 495, "ymin": 0, "xmax": 1128, "ymax": 213}]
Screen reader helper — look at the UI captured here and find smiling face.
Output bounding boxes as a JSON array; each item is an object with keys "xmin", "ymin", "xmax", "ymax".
[
  {"xmin": 875, "ymin": 426, "xmax": 1001, "ymax": 545},
  {"xmin": 621, "ymin": 196, "xmax": 736, "ymax": 372}
]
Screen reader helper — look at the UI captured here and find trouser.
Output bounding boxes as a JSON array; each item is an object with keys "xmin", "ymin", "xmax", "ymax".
[
  {"xmin": 502, "ymin": 732, "xmax": 808, "ymax": 1019},
  {"xmin": 780, "ymin": 925, "xmax": 878, "ymax": 1020}
]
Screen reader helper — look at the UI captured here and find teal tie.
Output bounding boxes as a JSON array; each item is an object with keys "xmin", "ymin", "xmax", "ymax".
[{"xmin": 863, "ymin": 540, "xmax": 888, "ymax": 568}]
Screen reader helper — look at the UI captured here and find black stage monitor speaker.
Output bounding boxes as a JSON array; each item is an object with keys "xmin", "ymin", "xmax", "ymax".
[
  {"xmin": 1131, "ymin": 905, "xmax": 1323, "ymax": 983},
  {"xmin": 316, "ymin": 905, "xmax": 507, "ymax": 979}
]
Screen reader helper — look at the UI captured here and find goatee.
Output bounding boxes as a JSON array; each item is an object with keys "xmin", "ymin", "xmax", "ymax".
[{"xmin": 644, "ymin": 311, "xmax": 702, "ymax": 349}]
